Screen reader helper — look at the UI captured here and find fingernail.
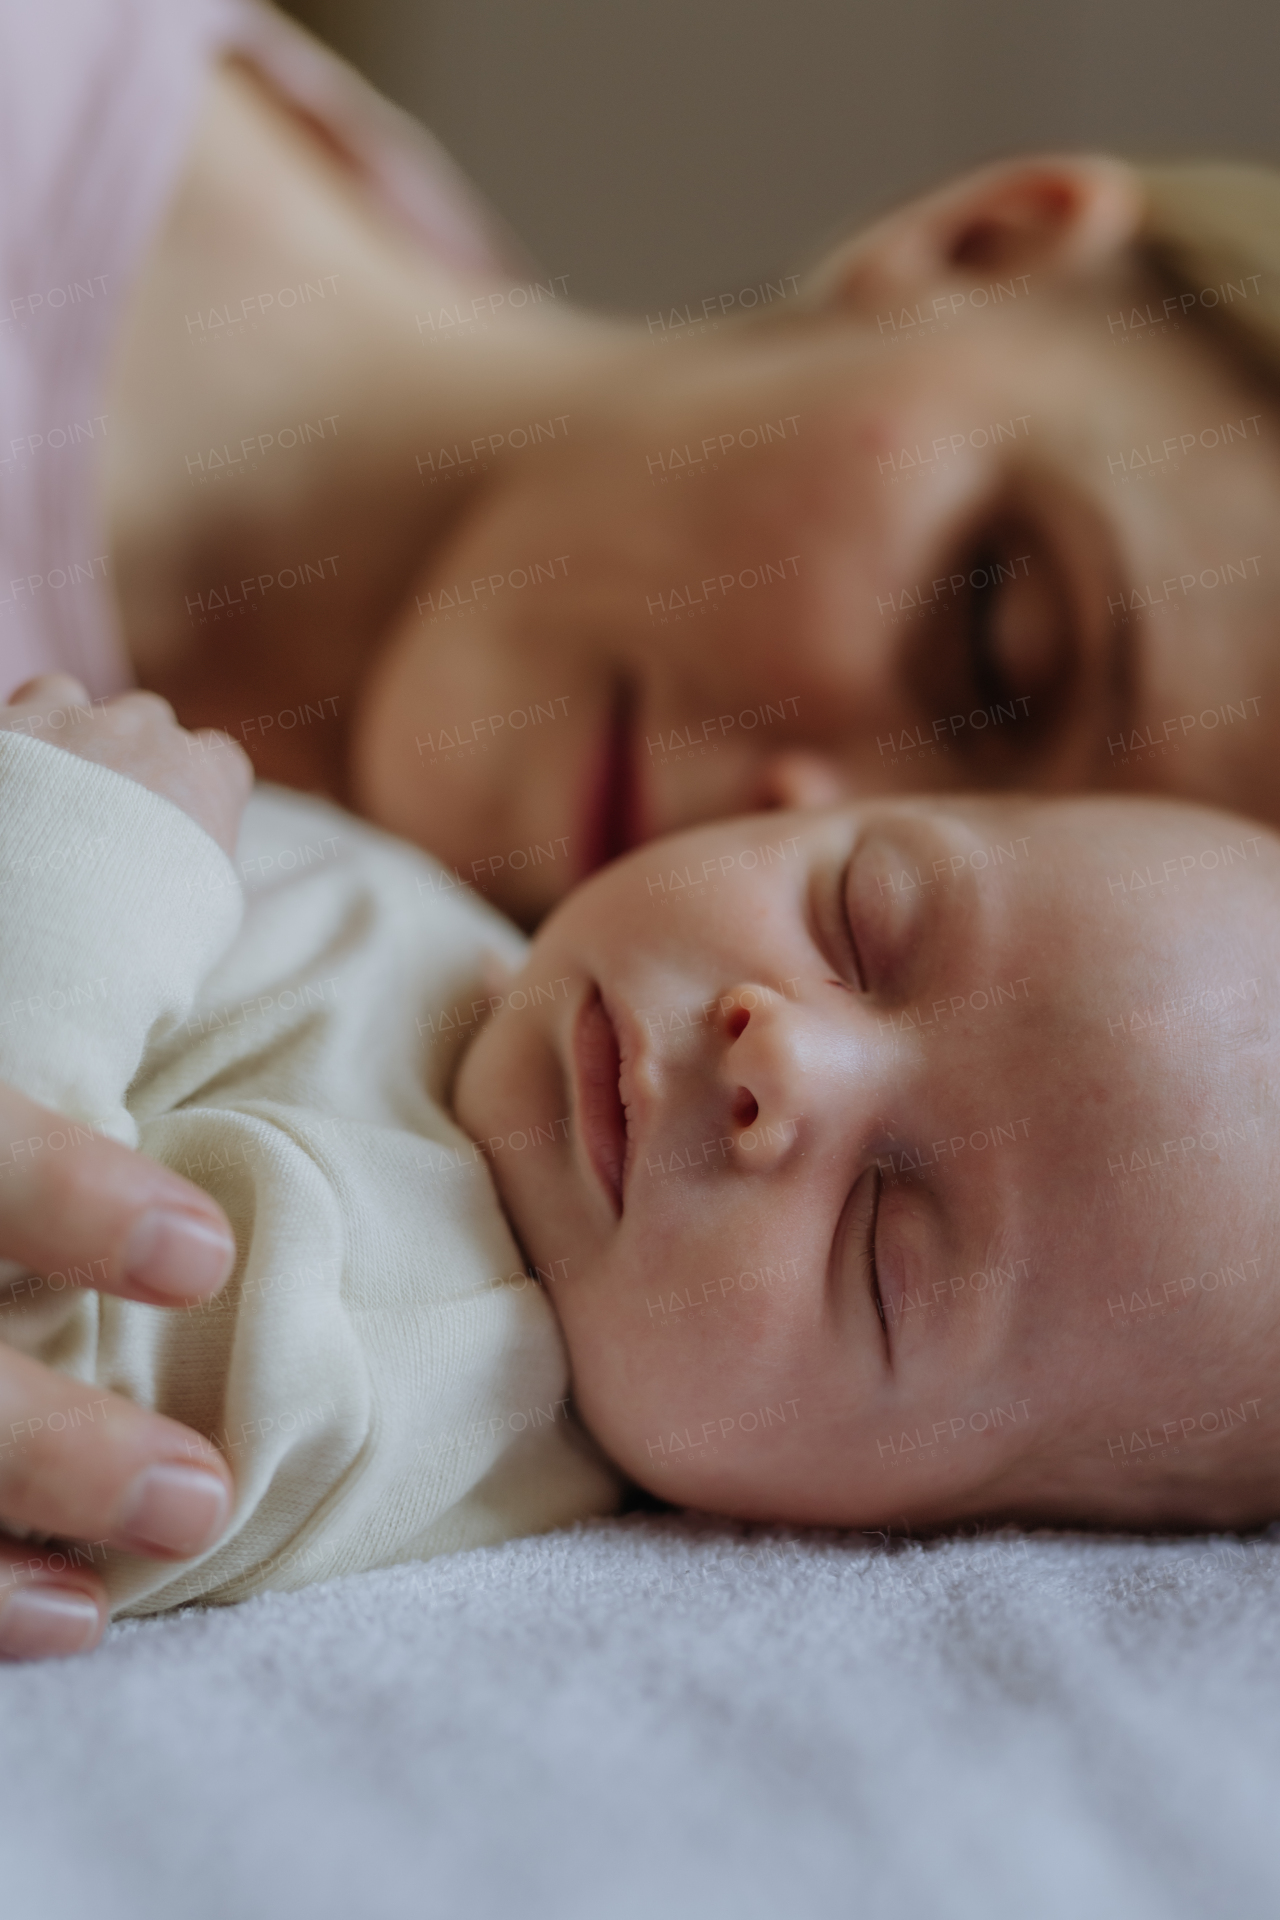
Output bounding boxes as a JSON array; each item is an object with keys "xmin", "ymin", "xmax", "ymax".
[
  {"xmin": 122, "ymin": 1209, "xmax": 235, "ymax": 1300},
  {"xmin": 0, "ymin": 1586, "xmax": 100, "ymax": 1659},
  {"xmin": 116, "ymin": 1463, "xmax": 230, "ymax": 1557}
]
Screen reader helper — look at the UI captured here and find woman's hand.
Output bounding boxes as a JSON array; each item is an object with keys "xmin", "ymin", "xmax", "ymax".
[
  {"xmin": 0, "ymin": 1082, "xmax": 237, "ymax": 1658},
  {"xmin": 0, "ymin": 673, "xmax": 252, "ymax": 857},
  {"xmin": 0, "ymin": 675, "xmax": 248, "ymax": 1656}
]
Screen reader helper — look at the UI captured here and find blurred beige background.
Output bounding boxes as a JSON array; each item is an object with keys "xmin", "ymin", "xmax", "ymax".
[{"xmin": 281, "ymin": 0, "xmax": 1280, "ymax": 314}]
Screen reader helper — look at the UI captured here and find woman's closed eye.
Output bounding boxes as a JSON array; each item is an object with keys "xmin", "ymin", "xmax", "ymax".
[
  {"xmin": 901, "ymin": 508, "xmax": 1076, "ymax": 765},
  {"xmin": 962, "ymin": 519, "xmax": 1070, "ymax": 718}
]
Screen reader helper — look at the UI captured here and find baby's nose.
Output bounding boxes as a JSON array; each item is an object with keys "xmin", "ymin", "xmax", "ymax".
[{"xmin": 715, "ymin": 985, "xmax": 816, "ymax": 1169}]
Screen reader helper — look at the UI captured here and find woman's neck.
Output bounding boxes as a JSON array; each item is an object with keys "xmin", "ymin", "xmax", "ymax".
[{"xmin": 101, "ymin": 57, "xmax": 635, "ymax": 792}]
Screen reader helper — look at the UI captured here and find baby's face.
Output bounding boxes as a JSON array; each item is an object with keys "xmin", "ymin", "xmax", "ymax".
[{"xmin": 454, "ymin": 794, "xmax": 1280, "ymax": 1530}]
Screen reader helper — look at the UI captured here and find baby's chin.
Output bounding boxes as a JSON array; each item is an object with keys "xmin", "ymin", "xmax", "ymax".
[
  {"xmin": 945, "ymin": 1428, "xmax": 1280, "ymax": 1534},
  {"xmin": 604, "ymin": 1412, "xmax": 1280, "ymax": 1534}
]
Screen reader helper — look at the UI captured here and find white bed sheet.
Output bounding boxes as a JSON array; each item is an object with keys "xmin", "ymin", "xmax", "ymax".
[{"xmin": 2, "ymin": 1512, "xmax": 1277, "ymax": 1919}]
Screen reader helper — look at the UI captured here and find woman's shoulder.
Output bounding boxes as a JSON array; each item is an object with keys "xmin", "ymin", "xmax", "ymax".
[
  {"xmin": 0, "ymin": 0, "xmax": 240, "ymax": 701},
  {"xmin": 223, "ymin": 1, "xmax": 526, "ymax": 279},
  {"xmin": 2, "ymin": 0, "xmax": 523, "ymax": 705}
]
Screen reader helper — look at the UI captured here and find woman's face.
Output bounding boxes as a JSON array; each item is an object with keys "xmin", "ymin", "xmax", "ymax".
[{"xmin": 350, "ymin": 172, "xmax": 1280, "ymax": 925}]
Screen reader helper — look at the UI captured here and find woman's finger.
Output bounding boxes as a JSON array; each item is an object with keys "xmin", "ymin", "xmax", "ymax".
[
  {"xmin": 3, "ymin": 672, "xmax": 90, "ymax": 708},
  {"xmin": 0, "ymin": 1341, "xmax": 231, "ymax": 1559},
  {"xmin": 0, "ymin": 673, "xmax": 94, "ymax": 735},
  {"xmin": 0, "ymin": 1537, "xmax": 106, "ymax": 1660},
  {"xmin": 0, "ymin": 1082, "xmax": 235, "ymax": 1304}
]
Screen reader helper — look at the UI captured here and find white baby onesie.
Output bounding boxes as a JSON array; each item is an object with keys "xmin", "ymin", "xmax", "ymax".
[{"xmin": 0, "ymin": 732, "xmax": 619, "ymax": 1615}]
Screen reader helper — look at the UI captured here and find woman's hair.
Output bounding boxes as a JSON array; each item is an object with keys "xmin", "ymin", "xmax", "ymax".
[{"xmin": 1130, "ymin": 163, "xmax": 1280, "ymax": 393}]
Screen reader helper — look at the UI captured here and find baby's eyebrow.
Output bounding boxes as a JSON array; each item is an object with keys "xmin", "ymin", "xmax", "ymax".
[{"xmin": 874, "ymin": 1116, "xmax": 1030, "ymax": 1182}]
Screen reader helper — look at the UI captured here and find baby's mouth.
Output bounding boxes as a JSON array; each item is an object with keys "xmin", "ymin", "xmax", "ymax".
[{"xmin": 572, "ymin": 986, "xmax": 629, "ymax": 1217}]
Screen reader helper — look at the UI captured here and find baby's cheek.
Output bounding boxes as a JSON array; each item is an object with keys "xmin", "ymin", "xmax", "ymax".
[{"xmin": 575, "ymin": 1250, "xmax": 789, "ymax": 1481}]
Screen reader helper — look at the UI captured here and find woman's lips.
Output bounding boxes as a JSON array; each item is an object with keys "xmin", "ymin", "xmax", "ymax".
[
  {"xmin": 580, "ymin": 680, "xmax": 639, "ymax": 879},
  {"xmin": 572, "ymin": 987, "xmax": 628, "ymax": 1216}
]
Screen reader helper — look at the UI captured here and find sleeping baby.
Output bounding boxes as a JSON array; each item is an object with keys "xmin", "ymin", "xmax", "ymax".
[{"xmin": 0, "ymin": 677, "xmax": 1276, "ymax": 1618}]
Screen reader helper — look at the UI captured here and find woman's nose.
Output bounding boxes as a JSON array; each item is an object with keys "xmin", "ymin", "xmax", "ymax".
[
  {"xmin": 716, "ymin": 984, "xmax": 839, "ymax": 1168},
  {"xmin": 755, "ymin": 750, "xmax": 856, "ymax": 813}
]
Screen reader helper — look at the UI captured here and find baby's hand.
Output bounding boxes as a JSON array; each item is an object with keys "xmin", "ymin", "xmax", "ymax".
[{"xmin": 0, "ymin": 675, "xmax": 252, "ymax": 858}]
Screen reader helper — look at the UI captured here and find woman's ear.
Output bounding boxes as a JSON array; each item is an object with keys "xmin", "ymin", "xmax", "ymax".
[{"xmin": 808, "ymin": 155, "xmax": 1145, "ymax": 312}]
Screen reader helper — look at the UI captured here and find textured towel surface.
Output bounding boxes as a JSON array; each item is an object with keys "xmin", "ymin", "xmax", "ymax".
[{"xmin": 3, "ymin": 1512, "xmax": 1278, "ymax": 1919}]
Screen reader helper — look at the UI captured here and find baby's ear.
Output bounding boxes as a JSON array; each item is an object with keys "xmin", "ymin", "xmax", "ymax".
[{"xmin": 478, "ymin": 946, "xmax": 518, "ymax": 1000}]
